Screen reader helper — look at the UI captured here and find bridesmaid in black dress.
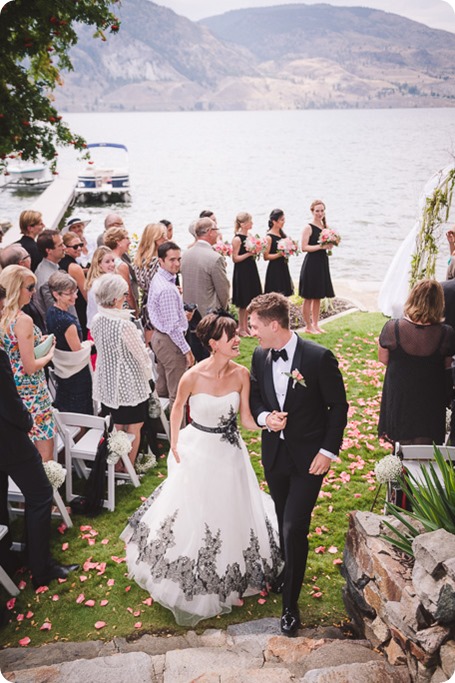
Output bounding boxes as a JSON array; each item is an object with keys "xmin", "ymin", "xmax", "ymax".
[
  {"xmin": 299, "ymin": 200, "xmax": 334, "ymax": 334},
  {"xmin": 264, "ymin": 209, "xmax": 294, "ymax": 297},
  {"xmin": 231, "ymin": 212, "xmax": 262, "ymax": 336}
]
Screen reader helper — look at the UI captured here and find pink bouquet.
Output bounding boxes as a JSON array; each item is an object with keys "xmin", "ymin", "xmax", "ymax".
[
  {"xmin": 277, "ymin": 237, "xmax": 299, "ymax": 259},
  {"xmin": 244, "ymin": 234, "xmax": 268, "ymax": 257},
  {"xmin": 213, "ymin": 240, "xmax": 233, "ymax": 258},
  {"xmin": 318, "ymin": 228, "xmax": 341, "ymax": 248}
]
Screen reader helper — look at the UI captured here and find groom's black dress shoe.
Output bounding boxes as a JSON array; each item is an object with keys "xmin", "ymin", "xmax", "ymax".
[
  {"xmin": 280, "ymin": 607, "xmax": 301, "ymax": 638},
  {"xmin": 32, "ymin": 562, "xmax": 80, "ymax": 589}
]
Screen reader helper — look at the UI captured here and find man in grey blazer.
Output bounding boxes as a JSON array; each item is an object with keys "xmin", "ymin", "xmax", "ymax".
[{"xmin": 180, "ymin": 217, "xmax": 230, "ymax": 318}]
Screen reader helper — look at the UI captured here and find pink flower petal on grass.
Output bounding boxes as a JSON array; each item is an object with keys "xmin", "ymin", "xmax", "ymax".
[
  {"xmin": 61, "ymin": 542, "xmax": 69, "ymax": 551},
  {"xmin": 315, "ymin": 546, "xmax": 326, "ymax": 554},
  {"xmin": 79, "ymin": 575, "xmax": 88, "ymax": 582},
  {"xmin": 127, "ymin": 607, "xmax": 133, "ymax": 613},
  {"xmin": 125, "ymin": 586, "xmax": 131, "ymax": 592},
  {"xmin": 57, "ymin": 523, "xmax": 67, "ymax": 535},
  {"xmin": 101, "ymin": 538, "xmax": 110, "ymax": 545},
  {"xmin": 87, "ymin": 538, "xmax": 96, "ymax": 546},
  {"xmin": 19, "ymin": 637, "xmax": 31, "ymax": 647},
  {"xmin": 333, "ymin": 558, "xmax": 343, "ymax": 565},
  {"xmin": 16, "ymin": 614, "xmax": 24, "ymax": 622},
  {"xmin": 80, "ymin": 525, "xmax": 92, "ymax": 531},
  {"xmin": 111, "ymin": 556, "xmax": 126, "ymax": 564},
  {"xmin": 26, "ymin": 611, "xmax": 34, "ymax": 619},
  {"xmin": 133, "ymin": 610, "xmax": 141, "ymax": 617},
  {"xmin": 35, "ymin": 585, "xmax": 49, "ymax": 594},
  {"xmin": 40, "ymin": 622, "xmax": 52, "ymax": 631},
  {"xmin": 134, "ymin": 622, "xmax": 142, "ymax": 629},
  {"xmin": 96, "ymin": 562, "xmax": 106, "ymax": 576},
  {"xmin": 51, "ymin": 594, "xmax": 59, "ymax": 601},
  {"xmin": 85, "ymin": 599, "xmax": 96, "ymax": 607},
  {"xmin": 6, "ymin": 598, "xmax": 16, "ymax": 610},
  {"xmin": 312, "ymin": 592, "xmax": 323, "ymax": 598},
  {"xmin": 57, "ymin": 578, "xmax": 67, "ymax": 584},
  {"xmin": 107, "ymin": 578, "xmax": 115, "ymax": 587},
  {"xmin": 95, "ymin": 621, "xmax": 106, "ymax": 629},
  {"xmin": 100, "ymin": 600, "xmax": 109, "ymax": 607},
  {"xmin": 257, "ymin": 598, "xmax": 267, "ymax": 605},
  {"xmin": 76, "ymin": 593, "xmax": 85, "ymax": 604},
  {"xmin": 18, "ymin": 580, "xmax": 27, "ymax": 590},
  {"xmin": 328, "ymin": 546, "xmax": 338, "ymax": 554},
  {"xmin": 142, "ymin": 597, "xmax": 153, "ymax": 606}
]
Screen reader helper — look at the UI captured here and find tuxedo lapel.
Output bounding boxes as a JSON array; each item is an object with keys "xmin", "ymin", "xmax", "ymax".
[
  {"xmin": 283, "ymin": 337, "xmax": 305, "ymax": 410},
  {"xmin": 264, "ymin": 350, "xmax": 281, "ymax": 412}
]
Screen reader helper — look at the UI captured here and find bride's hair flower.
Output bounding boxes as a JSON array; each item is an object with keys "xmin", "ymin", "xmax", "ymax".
[
  {"xmin": 374, "ymin": 455, "xmax": 403, "ymax": 484},
  {"xmin": 42, "ymin": 461, "xmax": 66, "ymax": 489}
]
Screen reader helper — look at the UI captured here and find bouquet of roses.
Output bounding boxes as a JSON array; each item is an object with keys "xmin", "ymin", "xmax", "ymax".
[
  {"xmin": 318, "ymin": 228, "xmax": 341, "ymax": 255},
  {"xmin": 277, "ymin": 236, "xmax": 299, "ymax": 259},
  {"xmin": 244, "ymin": 234, "xmax": 268, "ymax": 258},
  {"xmin": 213, "ymin": 240, "xmax": 233, "ymax": 258}
]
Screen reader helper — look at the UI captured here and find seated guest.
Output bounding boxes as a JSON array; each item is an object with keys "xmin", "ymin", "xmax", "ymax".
[
  {"xmin": 60, "ymin": 232, "xmax": 88, "ymax": 338},
  {"xmin": 0, "ymin": 265, "xmax": 55, "ymax": 462},
  {"xmin": 0, "ymin": 284, "xmax": 79, "ymax": 590},
  {"xmin": 91, "ymin": 274, "xmax": 153, "ymax": 468},
  {"xmin": 46, "ymin": 272, "xmax": 93, "ymax": 415},
  {"xmin": 16, "ymin": 210, "xmax": 45, "ymax": 272}
]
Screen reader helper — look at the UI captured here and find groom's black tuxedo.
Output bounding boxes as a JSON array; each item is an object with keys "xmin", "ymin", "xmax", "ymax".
[
  {"xmin": 250, "ymin": 334, "xmax": 348, "ymax": 613},
  {"xmin": 250, "ymin": 335, "xmax": 348, "ymax": 472}
]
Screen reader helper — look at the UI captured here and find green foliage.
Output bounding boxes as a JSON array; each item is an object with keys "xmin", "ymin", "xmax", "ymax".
[
  {"xmin": 410, "ymin": 167, "xmax": 455, "ymax": 287},
  {"xmin": 382, "ymin": 446, "xmax": 455, "ymax": 557},
  {"xmin": 0, "ymin": 0, "xmax": 120, "ymax": 172}
]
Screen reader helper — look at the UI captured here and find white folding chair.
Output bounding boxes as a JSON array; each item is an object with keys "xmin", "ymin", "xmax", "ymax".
[
  {"xmin": 8, "ymin": 474, "xmax": 73, "ymax": 529},
  {"xmin": 386, "ymin": 443, "xmax": 455, "ymax": 505},
  {"xmin": 148, "ymin": 349, "xmax": 170, "ymax": 441},
  {"xmin": 0, "ymin": 525, "xmax": 19, "ymax": 596},
  {"xmin": 54, "ymin": 411, "xmax": 139, "ymax": 512}
]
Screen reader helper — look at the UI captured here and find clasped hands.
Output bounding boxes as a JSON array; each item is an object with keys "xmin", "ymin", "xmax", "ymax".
[{"xmin": 265, "ymin": 410, "xmax": 288, "ymax": 432}]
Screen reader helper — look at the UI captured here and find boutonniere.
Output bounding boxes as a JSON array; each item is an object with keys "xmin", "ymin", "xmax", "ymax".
[{"xmin": 283, "ymin": 369, "xmax": 306, "ymax": 389}]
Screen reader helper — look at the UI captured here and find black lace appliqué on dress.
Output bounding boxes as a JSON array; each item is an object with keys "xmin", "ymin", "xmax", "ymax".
[
  {"xmin": 129, "ymin": 509, "xmax": 281, "ymax": 600},
  {"xmin": 191, "ymin": 405, "xmax": 241, "ymax": 449}
]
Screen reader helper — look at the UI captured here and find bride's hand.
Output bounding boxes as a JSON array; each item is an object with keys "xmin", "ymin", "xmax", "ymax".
[{"xmin": 171, "ymin": 445, "xmax": 181, "ymax": 463}]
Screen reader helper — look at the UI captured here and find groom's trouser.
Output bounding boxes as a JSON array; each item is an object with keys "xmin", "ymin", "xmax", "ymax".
[{"xmin": 265, "ymin": 440, "xmax": 324, "ymax": 610}]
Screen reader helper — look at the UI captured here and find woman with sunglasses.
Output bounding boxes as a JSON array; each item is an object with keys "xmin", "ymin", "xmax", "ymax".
[
  {"xmin": 60, "ymin": 232, "xmax": 88, "ymax": 339},
  {"xmin": 0, "ymin": 265, "xmax": 56, "ymax": 461}
]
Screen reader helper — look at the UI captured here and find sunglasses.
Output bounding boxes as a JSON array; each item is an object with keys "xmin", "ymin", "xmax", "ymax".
[
  {"xmin": 25, "ymin": 284, "xmax": 36, "ymax": 292},
  {"xmin": 68, "ymin": 243, "xmax": 84, "ymax": 249}
]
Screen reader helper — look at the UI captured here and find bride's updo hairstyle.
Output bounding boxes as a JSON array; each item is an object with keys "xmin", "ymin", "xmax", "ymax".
[{"xmin": 196, "ymin": 311, "xmax": 237, "ymax": 351}]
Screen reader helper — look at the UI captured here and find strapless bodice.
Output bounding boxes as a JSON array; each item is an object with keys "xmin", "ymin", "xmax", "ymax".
[{"xmin": 188, "ymin": 391, "xmax": 240, "ymax": 428}]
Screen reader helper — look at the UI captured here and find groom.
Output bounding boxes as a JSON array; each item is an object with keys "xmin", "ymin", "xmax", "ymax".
[{"xmin": 248, "ymin": 293, "xmax": 348, "ymax": 637}]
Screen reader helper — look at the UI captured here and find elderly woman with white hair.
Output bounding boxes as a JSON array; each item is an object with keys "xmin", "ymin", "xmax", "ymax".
[{"xmin": 91, "ymin": 273, "xmax": 153, "ymax": 468}]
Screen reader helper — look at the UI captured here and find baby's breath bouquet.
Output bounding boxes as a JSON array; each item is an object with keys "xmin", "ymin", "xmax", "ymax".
[
  {"xmin": 42, "ymin": 461, "xmax": 66, "ymax": 489},
  {"xmin": 107, "ymin": 429, "xmax": 132, "ymax": 465},
  {"xmin": 374, "ymin": 455, "xmax": 403, "ymax": 484},
  {"xmin": 135, "ymin": 451, "xmax": 157, "ymax": 474}
]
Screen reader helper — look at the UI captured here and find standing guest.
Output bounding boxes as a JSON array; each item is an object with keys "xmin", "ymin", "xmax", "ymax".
[
  {"xmin": 34, "ymin": 229, "xmax": 66, "ymax": 319},
  {"xmin": 445, "ymin": 227, "xmax": 455, "ymax": 280},
  {"xmin": 46, "ymin": 272, "xmax": 93, "ymax": 415},
  {"xmin": 60, "ymin": 232, "xmax": 88, "ymax": 338},
  {"xmin": 0, "ymin": 284, "xmax": 79, "ymax": 590},
  {"xmin": 441, "ymin": 276, "xmax": 455, "ymax": 445},
  {"xmin": 91, "ymin": 274, "xmax": 153, "ymax": 468},
  {"xmin": 63, "ymin": 216, "xmax": 92, "ymax": 267},
  {"xmin": 104, "ymin": 227, "xmax": 139, "ymax": 315},
  {"xmin": 180, "ymin": 217, "xmax": 230, "ymax": 317},
  {"xmin": 378, "ymin": 279, "xmax": 455, "ymax": 446},
  {"xmin": 0, "ymin": 266, "xmax": 55, "ymax": 461},
  {"xmin": 16, "ymin": 210, "xmax": 46, "ymax": 272},
  {"xmin": 299, "ymin": 200, "xmax": 335, "ymax": 334},
  {"xmin": 148, "ymin": 242, "xmax": 194, "ymax": 419},
  {"xmin": 231, "ymin": 212, "xmax": 262, "ymax": 337},
  {"xmin": 133, "ymin": 223, "xmax": 168, "ymax": 342},
  {"xmin": 97, "ymin": 212, "xmax": 124, "ymax": 247},
  {"xmin": 0, "ymin": 245, "xmax": 46, "ymax": 333},
  {"xmin": 85, "ymin": 247, "xmax": 116, "ymax": 333},
  {"xmin": 160, "ymin": 219, "xmax": 174, "ymax": 240},
  {"xmin": 264, "ymin": 209, "xmax": 294, "ymax": 297},
  {"xmin": 248, "ymin": 293, "xmax": 348, "ymax": 637}
]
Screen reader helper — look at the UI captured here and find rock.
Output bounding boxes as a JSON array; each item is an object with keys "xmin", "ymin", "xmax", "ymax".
[
  {"xmin": 443, "ymin": 556, "xmax": 455, "ymax": 582},
  {"xmin": 227, "ymin": 617, "xmax": 281, "ymax": 636},
  {"xmin": 227, "ymin": 632, "xmax": 274, "ymax": 658},
  {"xmin": 264, "ymin": 636, "xmax": 330, "ymax": 663},
  {"xmin": 412, "ymin": 563, "xmax": 455, "ymax": 625},
  {"xmin": 371, "ymin": 547, "xmax": 410, "ymax": 602},
  {"xmin": 353, "ymin": 510, "xmax": 385, "ymax": 538},
  {"xmin": 414, "ymin": 625, "xmax": 450, "ymax": 655},
  {"xmin": 440, "ymin": 639, "xmax": 455, "ymax": 678},
  {"xmin": 112, "ymin": 633, "xmax": 191, "ymax": 656},
  {"xmin": 364, "ymin": 616, "xmax": 390, "ymax": 647},
  {"xmin": 300, "ymin": 660, "xmax": 410, "ymax": 682},
  {"xmin": 363, "ymin": 582, "xmax": 384, "ymax": 617},
  {"xmin": 199, "ymin": 629, "xmax": 228, "ymax": 648},
  {"xmin": 293, "ymin": 641, "xmax": 380, "ymax": 677},
  {"xmin": 400, "ymin": 585, "xmax": 432, "ymax": 631},
  {"xmin": 163, "ymin": 646, "xmax": 262, "ymax": 683},
  {"xmin": 430, "ymin": 667, "xmax": 449, "ymax": 683},
  {"xmin": 0, "ymin": 639, "xmax": 117, "ymax": 673},
  {"xmin": 382, "ymin": 601, "xmax": 415, "ymax": 639},
  {"xmin": 222, "ymin": 670, "xmax": 295, "ymax": 682},
  {"xmin": 412, "ymin": 530, "xmax": 455, "ymax": 578},
  {"xmin": 384, "ymin": 638, "xmax": 407, "ymax": 666}
]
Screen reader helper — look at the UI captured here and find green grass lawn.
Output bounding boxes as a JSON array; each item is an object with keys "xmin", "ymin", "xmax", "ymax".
[{"xmin": 0, "ymin": 311, "xmax": 392, "ymax": 649}]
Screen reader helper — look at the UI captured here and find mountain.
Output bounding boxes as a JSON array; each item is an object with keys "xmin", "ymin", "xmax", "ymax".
[{"xmin": 54, "ymin": 0, "xmax": 455, "ymax": 111}]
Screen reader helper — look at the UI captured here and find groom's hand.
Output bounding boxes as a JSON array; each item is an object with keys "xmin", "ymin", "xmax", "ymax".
[
  {"xmin": 309, "ymin": 452, "xmax": 331, "ymax": 476},
  {"xmin": 265, "ymin": 411, "xmax": 288, "ymax": 432}
]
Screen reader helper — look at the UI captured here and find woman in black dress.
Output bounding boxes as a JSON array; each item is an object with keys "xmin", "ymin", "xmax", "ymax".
[
  {"xmin": 60, "ymin": 231, "xmax": 88, "ymax": 339},
  {"xmin": 231, "ymin": 212, "xmax": 262, "ymax": 336},
  {"xmin": 299, "ymin": 200, "xmax": 334, "ymax": 334},
  {"xmin": 378, "ymin": 280, "xmax": 455, "ymax": 446},
  {"xmin": 46, "ymin": 271, "xmax": 93, "ymax": 415},
  {"xmin": 264, "ymin": 209, "xmax": 294, "ymax": 297}
]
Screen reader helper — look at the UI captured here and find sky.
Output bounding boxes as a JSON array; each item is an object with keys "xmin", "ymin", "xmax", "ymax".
[{"xmin": 153, "ymin": 0, "xmax": 455, "ymax": 32}]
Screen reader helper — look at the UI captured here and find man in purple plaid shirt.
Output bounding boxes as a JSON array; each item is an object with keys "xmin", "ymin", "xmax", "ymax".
[{"xmin": 148, "ymin": 242, "xmax": 194, "ymax": 423}]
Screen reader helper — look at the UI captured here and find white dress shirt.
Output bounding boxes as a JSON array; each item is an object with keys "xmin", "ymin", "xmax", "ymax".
[{"xmin": 258, "ymin": 332, "xmax": 336, "ymax": 460}]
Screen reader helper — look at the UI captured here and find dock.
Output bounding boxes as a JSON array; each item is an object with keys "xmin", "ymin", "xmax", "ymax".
[{"xmin": 2, "ymin": 174, "xmax": 76, "ymax": 246}]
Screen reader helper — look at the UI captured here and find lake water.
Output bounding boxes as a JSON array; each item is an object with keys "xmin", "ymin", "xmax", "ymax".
[{"xmin": 2, "ymin": 108, "xmax": 455, "ymax": 283}]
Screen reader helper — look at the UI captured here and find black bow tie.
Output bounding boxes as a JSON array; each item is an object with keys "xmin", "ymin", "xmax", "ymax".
[{"xmin": 271, "ymin": 348, "xmax": 288, "ymax": 362}]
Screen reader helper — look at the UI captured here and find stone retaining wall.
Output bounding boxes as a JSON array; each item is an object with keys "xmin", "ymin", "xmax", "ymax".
[{"xmin": 342, "ymin": 511, "xmax": 455, "ymax": 683}]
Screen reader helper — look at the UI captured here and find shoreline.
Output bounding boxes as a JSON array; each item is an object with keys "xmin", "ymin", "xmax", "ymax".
[{"xmin": 331, "ymin": 279, "xmax": 381, "ymax": 313}]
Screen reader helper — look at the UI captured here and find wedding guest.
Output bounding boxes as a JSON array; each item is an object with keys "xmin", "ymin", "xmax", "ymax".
[
  {"xmin": 299, "ymin": 200, "xmax": 335, "ymax": 334},
  {"xmin": 97, "ymin": 212, "xmax": 124, "ymax": 247},
  {"xmin": 160, "ymin": 219, "xmax": 173, "ymax": 240},
  {"xmin": 0, "ymin": 245, "xmax": 46, "ymax": 334},
  {"xmin": 91, "ymin": 274, "xmax": 153, "ymax": 468},
  {"xmin": 60, "ymin": 231, "xmax": 88, "ymax": 338},
  {"xmin": 85, "ymin": 247, "xmax": 116, "ymax": 333},
  {"xmin": 34, "ymin": 229, "xmax": 66, "ymax": 319},
  {"xmin": 264, "ymin": 209, "xmax": 293, "ymax": 297},
  {"xmin": 132, "ymin": 223, "xmax": 167, "ymax": 342},
  {"xmin": 378, "ymin": 279, "xmax": 455, "ymax": 446},
  {"xmin": 16, "ymin": 210, "xmax": 46, "ymax": 272},
  {"xmin": 0, "ymin": 266, "xmax": 55, "ymax": 461},
  {"xmin": 63, "ymin": 216, "xmax": 92, "ymax": 267},
  {"xmin": 46, "ymin": 272, "xmax": 93, "ymax": 414},
  {"xmin": 231, "ymin": 212, "xmax": 262, "ymax": 336},
  {"xmin": 104, "ymin": 227, "xmax": 139, "ymax": 315},
  {"xmin": 445, "ymin": 227, "xmax": 455, "ymax": 280}
]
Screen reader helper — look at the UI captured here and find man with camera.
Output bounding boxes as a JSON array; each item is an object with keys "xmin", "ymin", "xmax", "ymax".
[{"xmin": 148, "ymin": 242, "xmax": 194, "ymax": 427}]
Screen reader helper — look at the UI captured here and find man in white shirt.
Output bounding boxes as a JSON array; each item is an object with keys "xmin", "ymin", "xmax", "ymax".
[{"xmin": 34, "ymin": 230, "xmax": 65, "ymax": 318}]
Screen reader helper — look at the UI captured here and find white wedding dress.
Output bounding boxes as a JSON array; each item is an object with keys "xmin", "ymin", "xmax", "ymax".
[{"xmin": 120, "ymin": 391, "xmax": 282, "ymax": 627}]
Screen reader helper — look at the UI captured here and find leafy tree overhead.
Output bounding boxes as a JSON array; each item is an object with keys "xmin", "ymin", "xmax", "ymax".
[{"xmin": 0, "ymin": 0, "xmax": 120, "ymax": 173}]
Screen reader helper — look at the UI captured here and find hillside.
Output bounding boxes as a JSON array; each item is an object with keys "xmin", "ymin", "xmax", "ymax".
[{"xmin": 54, "ymin": 0, "xmax": 455, "ymax": 111}]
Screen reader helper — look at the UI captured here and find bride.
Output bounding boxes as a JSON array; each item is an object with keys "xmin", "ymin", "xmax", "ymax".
[{"xmin": 120, "ymin": 311, "xmax": 282, "ymax": 626}]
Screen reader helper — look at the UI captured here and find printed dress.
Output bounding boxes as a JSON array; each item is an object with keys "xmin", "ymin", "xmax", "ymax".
[
  {"xmin": 0, "ymin": 317, "xmax": 55, "ymax": 442},
  {"xmin": 121, "ymin": 391, "xmax": 282, "ymax": 627}
]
